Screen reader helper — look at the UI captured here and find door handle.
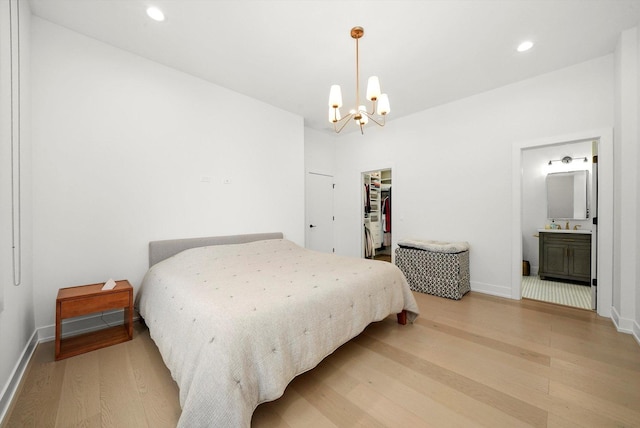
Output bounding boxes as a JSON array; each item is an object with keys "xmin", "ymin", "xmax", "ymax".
[{"xmin": 309, "ymin": 224, "xmax": 317, "ymax": 228}]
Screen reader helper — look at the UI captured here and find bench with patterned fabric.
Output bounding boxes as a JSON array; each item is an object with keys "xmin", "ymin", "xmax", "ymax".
[{"xmin": 395, "ymin": 240, "xmax": 470, "ymax": 300}]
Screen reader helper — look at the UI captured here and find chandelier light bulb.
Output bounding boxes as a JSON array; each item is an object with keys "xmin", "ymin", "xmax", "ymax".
[
  {"xmin": 328, "ymin": 85, "xmax": 343, "ymax": 108},
  {"xmin": 366, "ymin": 76, "xmax": 381, "ymax": 101},
  {"xmin": 377, "ymin": 94, "xmax": 390, "ymax": 115},
  {"xmin": 358, "ymin": 106, "xmax": 368, "ymax": 125}
]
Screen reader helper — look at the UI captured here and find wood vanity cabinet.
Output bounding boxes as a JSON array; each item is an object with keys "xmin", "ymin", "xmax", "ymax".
[{"xmin": 538, "ymin": 232, "xmax": 591, "ymax": 284}]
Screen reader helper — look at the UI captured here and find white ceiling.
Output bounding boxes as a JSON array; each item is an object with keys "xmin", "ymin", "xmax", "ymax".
[{"xmin": 28, "ymin": 0, "xmax": 640, "ymax": 134}]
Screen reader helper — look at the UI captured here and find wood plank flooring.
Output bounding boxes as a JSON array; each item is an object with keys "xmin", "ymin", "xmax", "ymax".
[{"xmin": 3, "ymin": 291, "xmax": 639, "ymax": 427}]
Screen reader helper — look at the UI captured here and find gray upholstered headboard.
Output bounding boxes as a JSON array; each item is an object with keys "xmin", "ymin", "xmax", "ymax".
[{"xmin": 148, "ymin": 232, "xmax": 284, "ymax": 267}]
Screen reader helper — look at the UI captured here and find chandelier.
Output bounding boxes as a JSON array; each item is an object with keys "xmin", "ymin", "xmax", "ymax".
[{"xmin": 328, "ymin": 26, "xmax": 390, "ymax": 134}]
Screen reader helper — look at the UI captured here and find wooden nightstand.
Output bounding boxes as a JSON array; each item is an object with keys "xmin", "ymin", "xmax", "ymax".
[{"xmin": 55, "ymin": 280, "xmax": 133, "ymax": 361}]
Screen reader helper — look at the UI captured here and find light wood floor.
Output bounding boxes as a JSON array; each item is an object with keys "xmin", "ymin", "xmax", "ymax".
[{"xmin": 3, "ymin": 291, "xmax": 640, "ymax": 427}]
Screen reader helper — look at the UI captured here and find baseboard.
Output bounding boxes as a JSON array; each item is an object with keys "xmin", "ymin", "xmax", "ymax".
[
  {"xmin": 0, "ymin": 329, "xmax": 38, "ymax": 425},
  {"xmin": 610, "ymin": 305, "xmax": 635, "ymax": 334},
  {"xmin": 0, "ymin": 309, "xmax": 137, "ymax": 425},
  {"xmin": 471, "ymin": 280, "xmax": 512, "ymax": 299},
  {"xmin": 633, "ymin": 320, "xmax": 640, "ymax": 347}
]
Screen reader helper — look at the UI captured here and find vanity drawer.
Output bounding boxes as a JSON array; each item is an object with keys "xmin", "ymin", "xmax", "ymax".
[{"xmin": 543, "ymin": 233, "xmax": 590, "ymax": 245}]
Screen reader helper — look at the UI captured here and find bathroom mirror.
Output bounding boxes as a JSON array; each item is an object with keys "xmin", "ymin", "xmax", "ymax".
[{"xmin": 546, "ymin": 170, "xmax": 589, "ymax": 220}]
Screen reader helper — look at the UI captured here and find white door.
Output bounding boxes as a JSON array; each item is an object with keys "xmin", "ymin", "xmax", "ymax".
[{"xmin": 306, "ymin": 172, "xmax": 334, "ymax": 253}]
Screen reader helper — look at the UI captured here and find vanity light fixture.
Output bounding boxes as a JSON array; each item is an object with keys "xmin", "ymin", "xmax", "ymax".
[
  {"xmin": 328, "ymin": 26, "xmax": 390, "ymax": 135},
  {"xmin": 146, "ymin": 6, "xmax": 165, "ymax": 22},
  {"xmin": 547, "ymin": 156, "xmax": 588, "ymax": 166}
]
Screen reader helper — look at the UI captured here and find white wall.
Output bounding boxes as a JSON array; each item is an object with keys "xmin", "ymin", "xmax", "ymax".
[
  {"xmin": 0, "ymin": 0, "xmax": 34, "ymax": 418},
  {"xmin": 613, "ymin": 27, "xmax": 639, "ymax": 337},
  {"xmin": 30, "ymin": 17, "xmax": 305, "ymax": 329},
  {"xmin": 522, "ymin": 141, "xmax": 592, "ymax": 274},
  {"xmin": 304, "ymin": 127, "xmax": 335, "ymax": 176},
  {"xmin": 331, "ymin": 55, "xmax": 614, "ymax": 299}
]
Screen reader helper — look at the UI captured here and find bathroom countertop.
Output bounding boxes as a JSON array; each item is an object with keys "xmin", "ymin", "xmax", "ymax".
[{"xmin": 537, "ymin": 228, "xmax": 592, "ymax": 234}]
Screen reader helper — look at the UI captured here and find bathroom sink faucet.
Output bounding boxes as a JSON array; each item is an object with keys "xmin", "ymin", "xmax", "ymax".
[{"xmin": 565, "ymin": 221, "xmax": 570, "ymax": 230}]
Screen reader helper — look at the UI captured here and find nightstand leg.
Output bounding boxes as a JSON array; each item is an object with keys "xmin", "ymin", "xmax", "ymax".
[
  {"xmin": 55, "ymin": 302, "xmax": 62, "ymax": 360},
  {"xmin": 124, "ymin": 294, "xmax": 133, "ymax": 339}
]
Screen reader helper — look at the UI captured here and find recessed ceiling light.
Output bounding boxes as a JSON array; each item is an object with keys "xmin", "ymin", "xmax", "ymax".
[
  {"xmin": 517, "ymin": 40, "xmax": 534, "ymax": 52},
  {"xmin": 146, "ymin": 6, "xmax": 165, "ymax": 22}
]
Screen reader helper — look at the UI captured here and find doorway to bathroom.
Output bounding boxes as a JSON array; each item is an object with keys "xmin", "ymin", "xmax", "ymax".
[
  {"xmin": 362, "ymin": 168, "xmax": 392, "ymax": 262},
  {"xmin": 520, "ymin": 139, "xmax": 597, "ymax": 310},
  {"xmin": 513, "ymin": 128, "xmax": 613, "ymax": 318}
]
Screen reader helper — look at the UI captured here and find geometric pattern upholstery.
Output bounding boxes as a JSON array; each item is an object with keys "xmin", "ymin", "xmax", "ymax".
[{"xmin": 395, "ymin": 247, "xmax": 470, "ymax": 300}]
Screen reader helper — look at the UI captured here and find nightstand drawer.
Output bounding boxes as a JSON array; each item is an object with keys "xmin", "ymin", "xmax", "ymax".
[{"xmin": 60, "ymin": 290, "xmax": 130, "ymax": 318}]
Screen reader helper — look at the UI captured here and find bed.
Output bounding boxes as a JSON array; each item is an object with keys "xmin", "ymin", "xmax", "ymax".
[{"xmin": 137, "ymin": 233, "xmax": 419, "ymax": 427}]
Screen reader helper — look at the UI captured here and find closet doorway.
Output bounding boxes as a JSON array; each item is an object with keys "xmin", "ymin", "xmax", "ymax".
[{"xmin": 362, "ymin": 168, "xmax": 392, "ymax": 262}]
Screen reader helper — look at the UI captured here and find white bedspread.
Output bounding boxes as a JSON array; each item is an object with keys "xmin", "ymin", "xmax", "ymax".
[{"xmin": 137, "ymin": 239, "xmax": 419, "ymax": 427}]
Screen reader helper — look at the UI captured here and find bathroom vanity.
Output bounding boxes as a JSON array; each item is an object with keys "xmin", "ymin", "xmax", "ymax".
[{"xmin": 538, "ymin": 230, "xmax": 591, "ymax": 284}]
